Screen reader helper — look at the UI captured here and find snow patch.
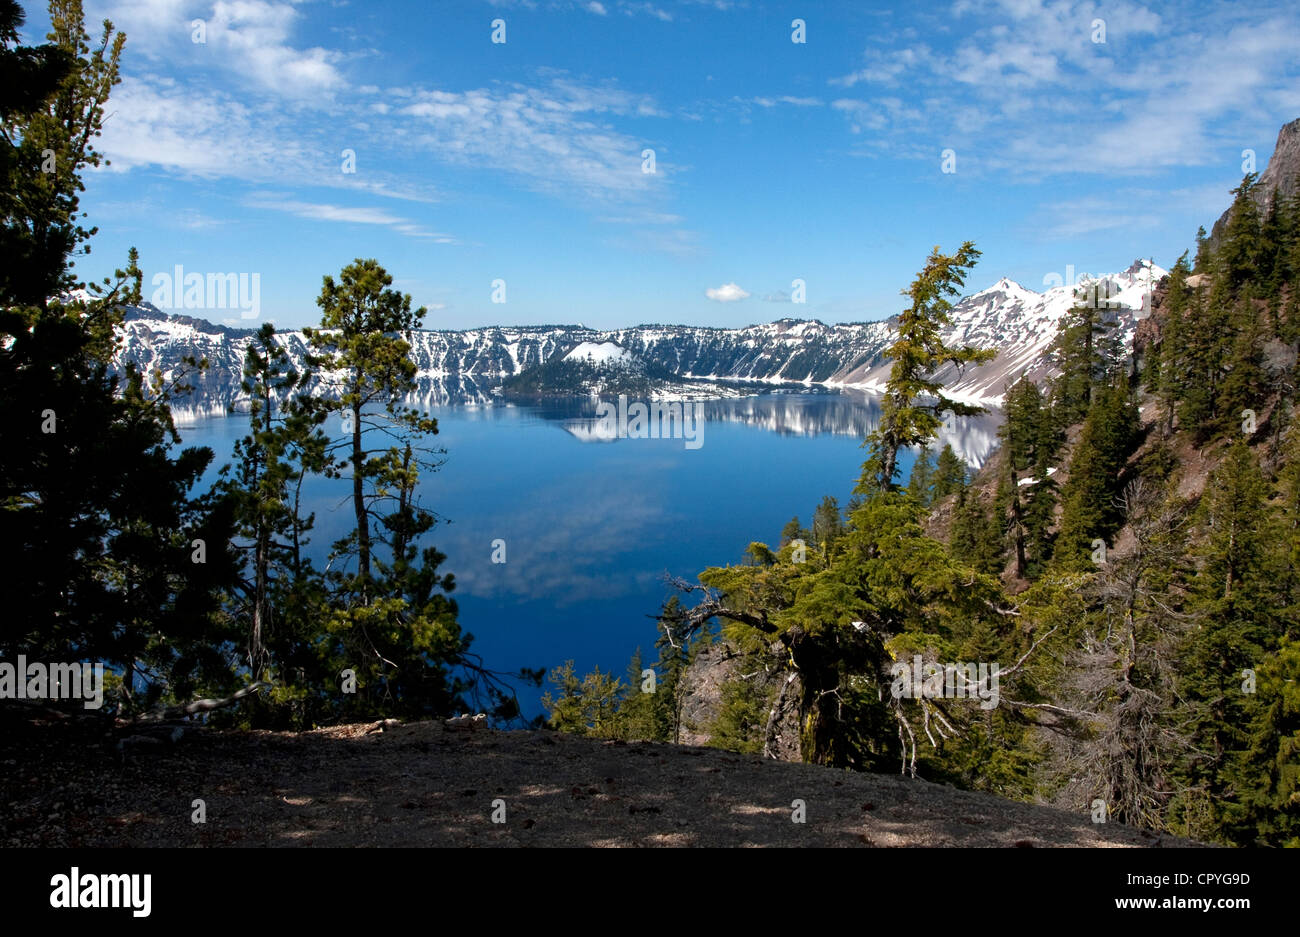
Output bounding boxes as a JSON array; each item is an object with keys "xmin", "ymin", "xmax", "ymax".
[{"xmin": 564, "ymin": 341, "xmax": 632, "ymax": 365}]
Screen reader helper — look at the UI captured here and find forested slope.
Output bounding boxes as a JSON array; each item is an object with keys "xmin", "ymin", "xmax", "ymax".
[{"xmin": 544, "ymin": 125, "xmax": 1300, "ymax": 849}]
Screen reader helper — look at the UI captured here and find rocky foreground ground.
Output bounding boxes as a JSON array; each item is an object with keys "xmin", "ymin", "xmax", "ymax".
[{"xmin": 2, "ymin": 715, "xmax": 1200, "ymax": 848}]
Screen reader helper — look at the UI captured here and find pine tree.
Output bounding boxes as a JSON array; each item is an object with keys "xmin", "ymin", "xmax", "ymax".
[
  {"xmin": 1176, "ymin": 281, "xmax": 1231, "ymax": 444},
  {"xmin": 811, "ymin": 494, "xmax": 844, "ymax": 554},
  {"xmin": 1055, "ymin": 381, "xmax": 1139, "ymax": 565},
  {"xmin": 303, "ymin": 258, "xmax": 438, "ymax": 604},
  {"xmin": 0, "ymin": 0, "xmax": 118, "ymax": 307},
  {"xmin": 218, "ymin": 324, "xmax": 330, "ymax": 686},
  {"xmin": 1236, "ymin": 637, "xmax": 1300, "ymax": 845},
  {"xmin": 541, "ymin": 661, "xmax": 587, "ymax": 734},
  {"xmin": 708, "ymin": 674, "xmax": 766, "ymax": 754},
  {"xmin": 1155, "ymin": 253, "xmax": 1192, "ymax": 432},
  {"xmin": 1049, "ymin": 293, "xmax": 1122, "ymax": 424},
  {"xmin": 616, "ymin": 647, "xmax": 658, "ymax": 740},
  {"xmin": 1193, "ymin": 225, "xmax": 1210, "ymax": 272},
  {"xmin": 906, "ymin": 443, "xmax": 936, "ymax": 507},
  {"xmin": 930, "ymin": 443, "xmax": 968, "ymax": 501},
  {"xmin": 780, "ymin": 516, "xmax": 806, "ymax": 545},
  {"xmin": 1219, "ymin": 295, "xmax": 1265, "ymax": 437},
  {"xmin": 302, "ymin": 261, "xmax": 516, "ymax": 720},
  {"xmin": 0, "ymin": 3, "xmax": 240, "ymax": 710},
  {"xmin": 997, "ymin": 377, "xmax": 1059, "ymax": 578},
  {"xmin": 858, "ymin": 242, "xmax": 995, "ymax": 494},
  {"xmin": 541, "ymin": 662, "xmax": 624, "ymax": 738},
  {"xmin": 1219, "ymin": 174, "xmax": 1262, "ymax": 294},
  {"xmin": 1257, "ymin": 192, "xmax": 1289, "ymax": 303},
  {"xmin": 1178, "ymin": 442, "xmax": 1277, "ymax": 843},
  {"xmin": 949, "ymin": 487, "xmax": 1001, "ymax": 576},
  {"xmin": 651, "ymin": 595, "xmax": 702, "ymax": 743}
]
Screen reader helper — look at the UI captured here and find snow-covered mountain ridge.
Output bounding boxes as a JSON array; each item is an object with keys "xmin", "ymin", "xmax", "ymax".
[{"xmin": 107, "ymin": 259, "xmax": 1165, "ymax": 420}]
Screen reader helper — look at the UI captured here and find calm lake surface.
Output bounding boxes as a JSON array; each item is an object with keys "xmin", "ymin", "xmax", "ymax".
[{"xmin": 178, "ymin": 391, "xmax": 1001, "ymax": 719}]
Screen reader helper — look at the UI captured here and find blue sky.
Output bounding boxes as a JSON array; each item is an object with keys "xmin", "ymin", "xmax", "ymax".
[{"xmin": 22, "ymin": 0, "xmax": 1300, "ymax": 330}]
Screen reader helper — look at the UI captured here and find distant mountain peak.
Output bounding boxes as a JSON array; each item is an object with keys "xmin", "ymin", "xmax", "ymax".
[
  {"xmin": 970, "ymin": 276, "xmax": 1037, "ymax": 303},
  {"xmin": 1122, "ymin": 258, "xmax": 1159, "ymax": 277},
  {"xmin": 996, "ymin": 275, "xmax": 1033, "ymax": 292}
]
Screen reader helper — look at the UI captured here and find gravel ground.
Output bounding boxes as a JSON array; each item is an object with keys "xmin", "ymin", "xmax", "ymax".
[{"xmin": 1, "ymin": 714, "xmax": 1200, "ymax": 848}]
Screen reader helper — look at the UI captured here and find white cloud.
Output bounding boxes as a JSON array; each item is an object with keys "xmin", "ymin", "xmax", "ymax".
[
  {"xmin": 91, "ymin": 7, "xmax": 682, "ymax": 234},
  {"xmin": 95, "ymin": 0, "xmax": 345, "ymax": 98},
  {"xmin": 96, "ymin": 76, "xmax": 299, "ymax": 177},
  {"xmin": 705, "ymin": 282, "xmax": 750, "ymax": 302},
  {"xmin": 585, "ymin": 1, "xmax": 607, "ymax": 14},
  {"xmin": 827, "ymin": 1, "xmax": 1300, "ymax": 177},
  {"xmin": 206, "ymin": 0, "xmax": 345, "ymax": 97}
]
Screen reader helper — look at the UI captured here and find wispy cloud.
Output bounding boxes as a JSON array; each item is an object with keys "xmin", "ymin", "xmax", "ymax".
[
  {"xmin": 828, "ymin": 0, "xmax": 1300, "ymax": 177},
  {"xmin": 753, "ymin": 95, "xmax": 823, "ymax": 108},
  {"xmin": 246, "ymin": 197, "xmax": 455, "ymax": 241},
  {"xmin": 399, "ymin": 80, "xmax": 669, "ymax": 202},
  {"xmin": 620, "ymin": 2, "xmax": 672, "ymax": 22}
]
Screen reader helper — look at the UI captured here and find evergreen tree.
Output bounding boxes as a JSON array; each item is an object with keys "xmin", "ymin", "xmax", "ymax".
[
  {"xmin": 616, "ymin": 647, "xmax": 658, "ymax": 740},
  {"xmin": 930, "ymin": 443, "xmax": 968, "ymax": 501},
  {"xmin": 1175, "ymin": 281, "xmax": 1230, "ymax": 443},
  {"xmin": 299, "ymin": 259, "xmax": 487, "ymax": 718},
  {"xmin": 1155, "ymin": 253, "xmax": 1192, "ymax": 433},
  {"xmin": 1193, "ymin": 225, "xmax": 1211, "ymax": 274},
  {"xmin": 0, "ymin": 2, "xmax": 239, "ymax": 710},
  {"xmin": 1257, "ymin": 192, "xmax": 1290, "ymax": 303},
  {"xmin": 906, "ymin": 444, "xmax": 936, "ymax": 507},
  {"xmin": 1055, "ymin": 381, "xmax": 1139, "ymax": 565},
  {"xmin": 1049, "ymin": 293, "xmax": 1122, "ymax": 424},
  {"xmin": 1219, "ymin": 295, "xmax": 1266, "ymax": 437},
  {"xmin": 779, "ymin": 515, "xmax": 805, "ymax": 546},
  {"xmin": 858, "ymin": 242, "xmax": 995, "ymax": 494},
  {"xmin": 997, "ymin": 377, "xmax": 1059, "ymax": 578},
  {"xmin": 708, "ymin": 675, "xmax": 766, "ymax": 754},
  {"xmin": 1177, "ymin": 442, "xmax": 1277, "ymax": 842},
  {"xmin": 1236, "ymin": 637, "xmax": 1300, "ymax": 846},
  {"xmin": 811, "ymin": 494, "xmax": 844, "ymax": 554},
  {"xmin": 1219, "ymin": 174, "xmax": 1262, "ymax": 294},
  {"xmin": 218, "ymin": 324, "xmax": 329, "ymax": 685},
  {"xmin": 0, "ymin": 0, "xmax": 117, "ymax": 307},
  {"xmin": 541, "ymin": 661, "xmax": 624, "ymax": 737},
  {"xmin": 303, "ymin": 258, "xmax": 438, "ymax": 604},
  {"xmin": 949, "ymin": 487, "xmax": 1001, "ymax": 576}
]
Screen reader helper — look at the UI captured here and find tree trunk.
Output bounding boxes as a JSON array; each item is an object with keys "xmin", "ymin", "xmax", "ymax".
[{"xmin": 351, "ymin": 394, "xmax": 369, "ymax": 601}]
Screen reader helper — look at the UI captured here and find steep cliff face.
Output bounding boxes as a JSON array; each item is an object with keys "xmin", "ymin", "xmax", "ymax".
[
  {"xmin": 1209, "ymin": 116, "xmax": 1300, "ymax": 246},
  {"xmin": 109, "ymin": 259, "xmax": 1162, "ymax": 420}
]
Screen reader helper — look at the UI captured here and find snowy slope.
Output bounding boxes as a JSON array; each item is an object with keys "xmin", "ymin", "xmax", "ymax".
[
  {"xmin": 563, "ymin": 341, "xmax": 634, "ymax": 366},
  {"xmin": 831, "ymin": 259, "xmax": 1165, "ymax": 405},
  {"xmin": 107, "ymin": 259, "xmax": 1166, "ymax": 419}
]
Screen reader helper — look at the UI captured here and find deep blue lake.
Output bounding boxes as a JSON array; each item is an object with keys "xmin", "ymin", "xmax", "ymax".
[{"xmin": 177, "ymin": 391, "xmax": 1001, "ymax": 719}]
